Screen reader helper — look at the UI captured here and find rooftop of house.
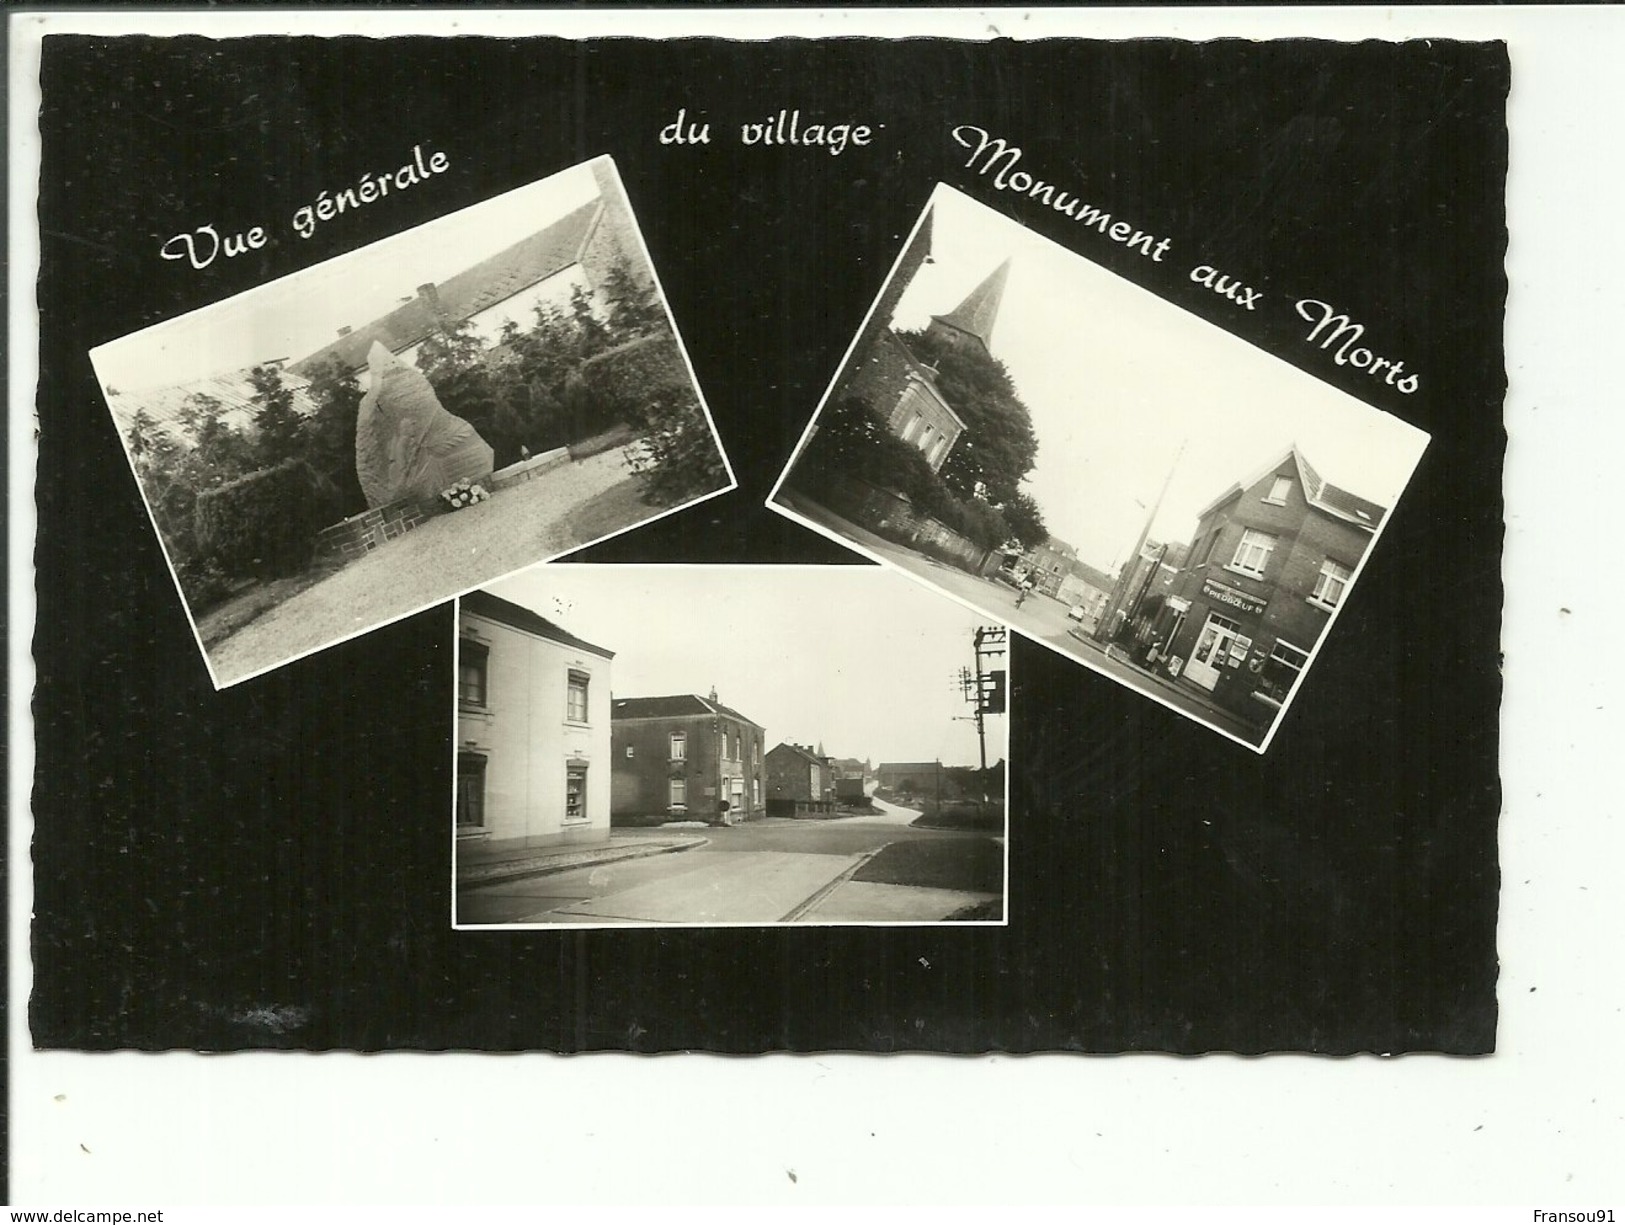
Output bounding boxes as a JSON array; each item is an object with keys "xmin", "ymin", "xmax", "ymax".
[
  {"xmin": 289, "ymin": 197, "xmax": 604, "ymax": 376},
  {"xmin": 461, "ymin": 589, "xmax": 615, "ymax": 660},
  {"xmin": 104, "ymin": 362, "xmax": 318, "ymax": 438},
  {"xmin": 1197, "ymin": 445, "xmax": 1389, "ymax": 531},
  {"xmin": 769, "ymin": 742, "xmax": 831, "ymax": 765},
  {"xmin": 611, "ymin": 694, "xmax": 763, "ymax": 728},
  {"xmin": 1066, "ymin": 558, "xmax": 1118, "ymax": 592}
]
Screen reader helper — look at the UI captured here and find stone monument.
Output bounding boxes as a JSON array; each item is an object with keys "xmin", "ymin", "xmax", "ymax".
[{"xmin": 355, "ymin": 341, "xmax": 494, "ymax": 509}]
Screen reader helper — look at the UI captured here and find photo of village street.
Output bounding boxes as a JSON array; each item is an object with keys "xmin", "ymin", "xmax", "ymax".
[
  {"xmin": 452, "ymin": 566, "xmax": 1008, "ymax": 927},
  {"xmin": 91, "ymin": 157, "xmax": 732, "ymax": 688},
  {"xmin": 771, "ymin": 184, "xmax": 1430, "ymax": 749}
]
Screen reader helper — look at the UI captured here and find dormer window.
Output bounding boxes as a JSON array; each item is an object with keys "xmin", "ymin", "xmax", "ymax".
[{"xmin": 1263, "ymin": 475, "xmax": 1292, "ymax": 505}]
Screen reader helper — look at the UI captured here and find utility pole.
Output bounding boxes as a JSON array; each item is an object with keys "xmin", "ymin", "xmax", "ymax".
[
  {"xmin": 959, "ymin": 625, "xmax": 1007, "ymax": 807},
  {"xmin": 1096, "ymin": 438, "xmax": 1188, "ymax": 644}
]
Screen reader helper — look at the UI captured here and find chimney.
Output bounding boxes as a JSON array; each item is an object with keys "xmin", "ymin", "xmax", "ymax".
[
  {"xmin": 337, "ymin": 325, "xmax": 352, "ymax": 337},
  {"xmin": 417, "ymin": 283, "xmax": 444, "ymax": 318},
  {"xmin": 708, "ymin": 686, "xmax": 718, "ymax": 703}
]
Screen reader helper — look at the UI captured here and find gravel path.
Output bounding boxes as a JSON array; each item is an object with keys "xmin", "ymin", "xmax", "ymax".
[{"xmin": 208, "ymin": 446, "xmax": 648, "ymax": 685}]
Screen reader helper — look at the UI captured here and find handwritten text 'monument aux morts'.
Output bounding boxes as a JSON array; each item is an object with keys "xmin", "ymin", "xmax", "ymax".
[{"xmin": 158, "ymin": 144, "xmax": 450, "ymax": 271}]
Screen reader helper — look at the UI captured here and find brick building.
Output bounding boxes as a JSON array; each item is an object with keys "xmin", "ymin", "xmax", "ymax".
[
  {"xmin": 455, "ymin": 589, "xmax": 615, "ymax": 849},
  {"xmin": 1024, "ymin": 536, "xmax": 1079, "ymax": 598},
  {"xmin": 1057, "ymin": 557, "xmax": 1116, "ymax": 627},
  {"xmin": 765, "ymin": 742, "xmax": 835, "ymax": 816},
  {"xmin": 1149, "ymin": 447, "xmax": 1386, "ymax": 730},
  {"xmin": 610, "ymin": 691, "xmax": 765, "ymax": 825}
]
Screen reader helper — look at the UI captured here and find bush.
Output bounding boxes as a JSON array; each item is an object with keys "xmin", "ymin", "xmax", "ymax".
[
  {"xmin": 193, "ymin": 459, "xmax": 330, "ymax": 579},
  {"xmin": 795, "ymin": 396, "xmax": 1011, "ymax": 551},
  {"xmin": 173, "ymin": 556, "xmax": 236, "ymax": 612},
  {"xmin": 624, "ymin": 386, "xmax": 727, "ymax": 506},
  {"xmin": 582, "ymin": 333, "xmax": 691, "ymax": 423}
]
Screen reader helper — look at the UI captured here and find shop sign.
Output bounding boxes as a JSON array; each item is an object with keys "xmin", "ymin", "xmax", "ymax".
[{"xmin": 1201, "ymin": 577, "xmax": 1268, "ymax": 617}]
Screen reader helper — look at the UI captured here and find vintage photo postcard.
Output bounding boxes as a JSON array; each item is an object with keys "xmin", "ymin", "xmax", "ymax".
[
  {"xmin": 770, "ymin": 183, "xmax": 1430, "ymax": 751},
  {"xmin": 451, "ymin": 565, "xmax": 1009, "ymax": 928},
  {"xmin": 89, "ymin": 156, "xmax": 734, "ymax": 688}
]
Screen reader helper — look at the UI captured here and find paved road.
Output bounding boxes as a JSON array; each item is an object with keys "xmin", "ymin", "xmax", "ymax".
[
  {"xmin": 209, "ymin": 445, "xmax": 662, "ymax": 685},
  {"xmin": 833, "ymin": 795, "xmax": 925, "ymax": 827},
  {"xmin": 778, "ymin": 491, "xmax": 1262, "ymax": 744},
  {"xmin": 457, "ymin": 814, "xmax": 1002, "ymax": 926}
]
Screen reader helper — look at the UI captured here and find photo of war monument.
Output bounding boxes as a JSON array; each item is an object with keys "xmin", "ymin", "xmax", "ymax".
[{"xmin": 91, "ymin": 157, "xmax": 734, "ymax": 687}]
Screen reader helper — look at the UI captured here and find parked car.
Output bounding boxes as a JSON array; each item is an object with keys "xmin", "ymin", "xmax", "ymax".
[{"xmin": 1067, "ymin": 604, "xmax": 1087, "ymax": 622}]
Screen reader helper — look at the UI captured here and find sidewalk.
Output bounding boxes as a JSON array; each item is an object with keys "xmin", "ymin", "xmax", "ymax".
[
  {"xmin": 1062, "ymin": 626, "xmax": 1264, "ymax": 743},
  {"xmin": 456, "ymin": 830, "xmax": 710, "ymax": 888}
]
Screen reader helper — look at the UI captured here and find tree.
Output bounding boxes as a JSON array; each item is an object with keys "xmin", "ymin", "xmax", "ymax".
[
  {"xmin": 999, "ymin": 490, "xmax": 1048, "ymax": 549},
  {"xmin": 896, "ymin": 327, "xmax": 1040, "ymax": 505},
  {"xmin": 416, "ymin": 317, "xmax": 524, "ymax": 466},
  {"xmin": 600, "ymin": 262, "xmax": 666, "ymax": 335},
  {"xmin": 302, "ymin": 358, "xmax": 368, "ymax": 517},
  {"xmin": 623, "ymin": 387, "xmax": 727, "ymax": 506},
  {"xmin": 247, "ymin": 363, "xmax": 306, "ymax": 468}
]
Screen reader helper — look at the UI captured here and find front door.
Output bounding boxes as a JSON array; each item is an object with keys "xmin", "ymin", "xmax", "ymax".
[{"xmin": 1185, "ymin": 612, "xmax": 1242, "ymax": 691}]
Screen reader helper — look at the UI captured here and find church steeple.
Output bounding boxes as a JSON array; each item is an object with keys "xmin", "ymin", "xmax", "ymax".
[{"xmin": 926, "ymin": 257, "xmax": 1011, "ymax": 358}]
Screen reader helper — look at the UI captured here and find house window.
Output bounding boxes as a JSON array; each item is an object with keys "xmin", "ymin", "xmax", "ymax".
[
  {"xmin": 1310, "ymin": 559, "xmax": 1353, "ymax": 610},
  {"xmin": 1257, "ymin": 639, "xmax": 1312, "ymax": 703},
  {"xmin": 752, "ymin": 778, "xmax": 761, "ymax": 807},
  {"xmin": 669, "ymin": 778, "xmax": 687, "ymax": 812},
  {"xmin": 1229, "ymin": 528, "xmax": 1277, "ymax": 578},
  {"xmin": 670, "ymin": 731, "xmax": 686, "ymax": 761},
  {"xmin": 566, "ymin": 670, "xmax": 589, "ymax": 722},
  {"xmin": 459, "ymin": 640, "xmax": 489, "ymax": 707},
  {"xmin": 565, "ymin": 765, "xmax": 587, "ymax": 823},
  {"xmin": 1263, "ymin": 475, "xmax": 1292, "ymax": 505},
  {"xmin": 456, "ymin": 753, "xmax": 487, "ymax": 828}
]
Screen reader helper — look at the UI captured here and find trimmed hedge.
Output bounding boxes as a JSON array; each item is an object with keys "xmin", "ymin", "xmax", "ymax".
[
  {"xmin": 581, "ymin": 332, "xmax": 693, "ymax": 421},
  {"xmin": 193, "ymin": 458, "xmax": 329, "ymax": 579}
]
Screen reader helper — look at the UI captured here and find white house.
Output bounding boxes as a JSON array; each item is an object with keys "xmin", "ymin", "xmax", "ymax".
[{"xmin": 456, "ymin": 588, "xmax": 615, "ymax": 849}]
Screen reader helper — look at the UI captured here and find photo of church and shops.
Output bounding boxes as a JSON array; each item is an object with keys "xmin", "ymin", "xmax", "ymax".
[{"xmin": 770, "ymin": 183, "xmax": 1430, "ymax": 750}]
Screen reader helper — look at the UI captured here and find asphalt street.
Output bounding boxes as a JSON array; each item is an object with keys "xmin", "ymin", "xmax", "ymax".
[
  {"xmin": 457, "ymin": 802, "xmax": 1003, "ymax": 927},
  {"xmin": 778, "ymin": 491, "xmax": 1261, "ymax": 742}
]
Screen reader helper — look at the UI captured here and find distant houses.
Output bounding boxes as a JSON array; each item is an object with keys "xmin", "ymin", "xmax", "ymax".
[
  {"xmin": 610, "ymin": 691, "xmax": 766, "ymax": 825},
  {"xmin": 456, "ymin": 589, "xmax": 616, "ymax": 849},
  {"xmin": 765, "ymin": 742, "xmax": 836, "ymax": 817},
  {"xmin": 453, "ymin": 593, "xmax": 938, "ymax": 834},
  {"xmin": 876, "ymin": 761, "xmax": 945, "ymax": 798}
]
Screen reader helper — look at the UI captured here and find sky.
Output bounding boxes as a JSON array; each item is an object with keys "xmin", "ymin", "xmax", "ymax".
[
  {"xmin": 484, "ymin": 565, "xmax": 1006, "ymax": 769},
  {"xmin": 88, "ymin": 161, "xmax": 604, "ymax": 394},
  {"xmin": 885, "ymin": 185, "xmax": 1432, "ymax": 575}
]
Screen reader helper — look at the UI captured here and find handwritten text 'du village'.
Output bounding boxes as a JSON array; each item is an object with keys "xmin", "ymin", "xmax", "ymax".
[{"xmin": 659, "ymin": 108, "xmax": 877, "ymax": 157}]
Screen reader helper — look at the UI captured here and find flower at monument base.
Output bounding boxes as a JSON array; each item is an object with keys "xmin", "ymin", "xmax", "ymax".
[{"xmin": 440, "ymin": 480, "xmax": 492, "ymax": 510}]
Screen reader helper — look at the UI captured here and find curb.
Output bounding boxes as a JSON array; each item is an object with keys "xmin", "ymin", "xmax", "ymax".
[{"xmin": 458, "ymin": 836, "xmax": 709, "ymax": 890}]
